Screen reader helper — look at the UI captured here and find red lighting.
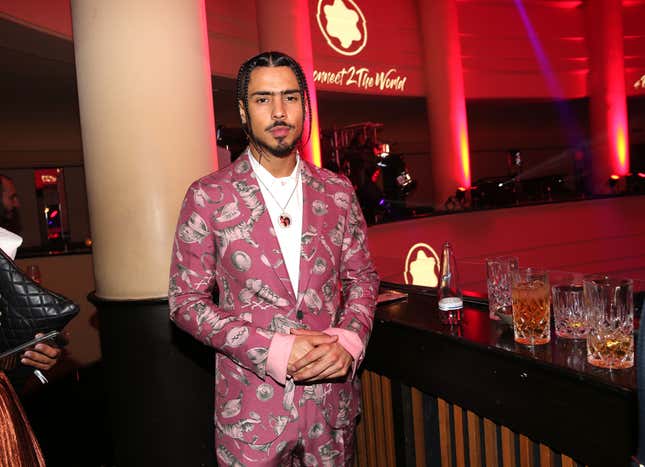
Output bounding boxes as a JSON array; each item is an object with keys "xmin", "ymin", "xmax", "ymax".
[
  {"xmin": 459, "ymin": 126, "xmax": 471, "ymax": 188},
  {"xmin": 615, "ymin": 124, "xmax": 628, "ymax": 173},
  {"xmin": 310, "ymin": 111, "xmax": 322, "ymax": 167},
  {"xmin": 561, "ymin": 36, "xmax": 585, "ymax": 42},
  {"xmin": 604, "ymin": 92, "xmax": 629, "ymax": 177},
  {"xmin": 49, "ymin": 210, "xmax": 59, "ymax": 218},
  {"xmin": 34, "ymin": 169, "xmax": 60, "ymax": 189},
  {"xmin": 603, "ymin": 3, "xmax": 629, "ymax": 178},
  {"xmin": 549, "ymin": 1, "xmax": 582, "ymax": 9},
  {"xmin": 457, "ymin": 186, "xmax": 466, "ymax": 192},
  {"xmin": 638, "ymin": 172, "xmax": 645, "ymax": 178}
]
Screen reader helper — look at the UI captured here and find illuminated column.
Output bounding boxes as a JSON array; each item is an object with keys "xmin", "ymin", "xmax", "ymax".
[
  {"xmin": 70, "ymin": 1, "xmax": 217, "ymax": 464},
  {"xmin": 586, "ymin": 0, "xmax": 629, "ymax": 194},
  {"xmin": 417, "ymin": 0, "xmax": 471, "ymax": 207},
  {"xmin": 256, "ymin": 0, "xmax": 322, "ymax": 166},
  {"xmin": 71, "ymin": 0, "xmax": 216, "ymax": 299}
]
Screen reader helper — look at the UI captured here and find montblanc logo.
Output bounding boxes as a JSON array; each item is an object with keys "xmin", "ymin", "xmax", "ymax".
[
  {"xmin": 404, "ymin": 243, "xmax": 440, "ymax": 288},
  {"xmin": 316, "ymin": 0, "xmax": 367, "ymax": 56}
]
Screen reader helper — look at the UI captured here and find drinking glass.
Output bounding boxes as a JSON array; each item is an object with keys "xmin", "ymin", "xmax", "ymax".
[
  {"xmin": 26, "ymin": 264, "xmax": 41, "ymax": 284},
  {"xmin": 584, "ymin": 275, "xmax": 633, "ymax": 369},
  {"xmin": 486, "ymin": 256, "xmax": 518, "ymax": 321},
  {"xmin": 552, "ymin": 274, "xmax": 587, "ymax": 339},
  {"xmin": 511, "ymin": 268, "xmax": 550, "ymax": 345}
]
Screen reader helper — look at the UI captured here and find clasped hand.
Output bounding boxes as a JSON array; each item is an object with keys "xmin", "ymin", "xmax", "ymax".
[{"xmin": 287, "ymin": 329, "xmax": 352, "ymax": 383}]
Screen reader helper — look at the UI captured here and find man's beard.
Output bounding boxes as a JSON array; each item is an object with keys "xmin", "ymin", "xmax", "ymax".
[
  {"xmin": 250, "ymin": 122, "xmax": 302, "ymax": 158},
  {"xmin": 0, "ymin": 208, "xmax": 21, "ymax": 234}
]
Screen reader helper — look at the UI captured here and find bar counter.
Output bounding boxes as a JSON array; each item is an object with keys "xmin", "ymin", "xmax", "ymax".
[{"xmin": 358, "ymin": 285, "xmax": 637, "ymax": 467}]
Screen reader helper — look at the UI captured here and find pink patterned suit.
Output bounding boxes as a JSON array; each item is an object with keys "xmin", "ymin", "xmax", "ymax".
[{"xmin": 168, "ymin": 152, "xmax": 379, "ymax": 465}]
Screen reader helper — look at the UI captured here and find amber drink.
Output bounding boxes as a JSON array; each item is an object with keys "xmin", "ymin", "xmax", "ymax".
[
  {"xmin": 584, "ymin": 275, "xmax": 633, "ymax": 369},
  {"xmin": 552, "ymin": 283, "xmax": 587, "ymax": 339},
  {"xmin": 512, "ymin": 269, "xmax": 550, "ymax": 345}
]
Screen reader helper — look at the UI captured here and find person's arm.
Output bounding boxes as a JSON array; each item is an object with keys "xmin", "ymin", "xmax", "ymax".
[
  {"xmin": 4, "ymin": 335, "xmax": 62, "ymax": 392},
  {"xmin": 290, "ymin": 182, "xmax": 379, "ymax": 382},
  {"xmin": 333, "ymin": 186, "xmax": 380, "ymax": 362},
  {"xmin": 21, "ymin": 337, "xmax": 62, "ymax": 371},
  {"xmin": 169, "ymin": 180, "xmax": 336, "ymax": 381}
]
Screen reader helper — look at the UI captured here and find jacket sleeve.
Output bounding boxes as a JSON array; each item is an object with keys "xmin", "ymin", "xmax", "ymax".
[
  {"xmin": 334, "ymin": 185, "xmax": 380, "ymax": 371},
  {"xmin": 168, "ymin": 180, "xmax": 273, "ymax": 380}
]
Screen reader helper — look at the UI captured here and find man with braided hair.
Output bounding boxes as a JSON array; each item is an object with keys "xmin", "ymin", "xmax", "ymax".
[{"xmin": 169, "ymin": 51, "xmax": 379, "ymax": 465}]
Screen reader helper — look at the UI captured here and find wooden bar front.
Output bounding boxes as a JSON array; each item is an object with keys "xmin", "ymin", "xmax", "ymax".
[{"xmin": 353, "ymin": 289, "xmax": 637, "ymax": 467}]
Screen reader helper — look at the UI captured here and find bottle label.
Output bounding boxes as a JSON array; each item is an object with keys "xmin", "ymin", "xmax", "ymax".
[{"xmin": 438, "ymin": 296, "xmax": 464, "ymax": 311}]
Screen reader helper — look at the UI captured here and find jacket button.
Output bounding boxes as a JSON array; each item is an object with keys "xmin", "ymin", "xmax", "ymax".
[{"xmin": 296, "ymin": 310, "xmax": 303, "ymax": 320}]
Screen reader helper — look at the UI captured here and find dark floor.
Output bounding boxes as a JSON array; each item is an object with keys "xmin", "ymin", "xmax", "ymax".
[{"xmin": 21, "ymin": 361, "xmax": 115, "ymax": 467}]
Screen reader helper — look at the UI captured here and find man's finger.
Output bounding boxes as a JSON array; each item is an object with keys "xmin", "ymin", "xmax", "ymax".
[
  {"xmin": 302, "ymin": 364, "xmax": 347, "ymax": 382},
  {"xmin": 290, "ymin": 344, "xmax": 330, "ymax": 373},
  {"xmin": 292, "ymin": 359, "xmax": 329, "ymax": 381},
  {"xmin": 290, "ymin": 329, "xmax": 327, "ymax": 336},
  {"xmin": 22, "ymin": 350, "xmax": 54, "ymax": 365},
  {"xmin": 21, "ymin": 355, "xmax": 54, "ymax": 371},
  {"xmin": 293, "ymin": 344, "xmax": 353, "ymax": 382},
  {"xmin": 301, "ymin": 334, "xmax": 337, "ymax": 348},
  {"xmin": 291, "ymin": 345, "xmax": 350, "ymax": 381},
  {"xmin": 33, "ymin": 343, "xmax": 61, "ymax": 359},
  {"xmin": 298, "ymin": 357, "xmax": 351, "ymax": 382}
]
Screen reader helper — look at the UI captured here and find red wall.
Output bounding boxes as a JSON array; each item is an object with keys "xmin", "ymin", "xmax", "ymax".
[
  {"xmin": 3, "ymin": 0, "xmax": 644, "ymax": 100},
  {"xmin": 367, "ymin": 195, "xmax": 645, "ymax": 293}
]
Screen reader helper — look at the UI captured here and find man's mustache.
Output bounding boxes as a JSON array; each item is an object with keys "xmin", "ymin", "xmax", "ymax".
[{"xmin": 265, "ymin": 122, "xmax": 294, "ymax": 131}]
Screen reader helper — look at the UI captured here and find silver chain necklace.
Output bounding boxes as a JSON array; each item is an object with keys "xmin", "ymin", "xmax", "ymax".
[{"xmin": 256, "ymin": 166, "xmax": 301, "ymax": 229}]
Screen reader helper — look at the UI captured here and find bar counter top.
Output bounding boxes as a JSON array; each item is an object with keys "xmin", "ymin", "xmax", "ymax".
[{"xmin": 364, "ymin": 285, "xmax": 637, "ymax": 466}]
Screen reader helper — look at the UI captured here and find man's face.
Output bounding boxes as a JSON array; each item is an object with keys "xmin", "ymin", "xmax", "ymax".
[
  {"xmin": 1, "ymin": 178, "xmax": 19, "ymax": 219},
  {"xmin": 240, "ymin": 66, "xmax": 304, "ymax": 158},
  {"xmin": 1, "ymin": 177, "xmax": 21, "ymax": 233}
]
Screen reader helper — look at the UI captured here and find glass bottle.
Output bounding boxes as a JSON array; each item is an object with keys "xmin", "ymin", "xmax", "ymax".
[{"xmin": 438, "ymin": 241, "xmax": 463, "ymax": 323}]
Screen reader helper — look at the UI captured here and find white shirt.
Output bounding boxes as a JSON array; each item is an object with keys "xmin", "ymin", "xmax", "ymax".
[
  {"xmin": 0, "ymin": 227, "xmax": 22, "ymax": 260},
  {"xmin": 248, "ymin": 151, "xmax": 303, "ymax": 297}
]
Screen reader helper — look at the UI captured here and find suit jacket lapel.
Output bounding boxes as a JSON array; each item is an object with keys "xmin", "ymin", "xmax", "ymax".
[
  {"xmin": 230, "ymin": 152, "xmax": 296, "ymax": 306},
  {"xmin": 296, "ymin": 161, "xmax": 325, "ymax": 302}
]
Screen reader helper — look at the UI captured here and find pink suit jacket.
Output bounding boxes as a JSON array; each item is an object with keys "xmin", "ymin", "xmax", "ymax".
[{"xmin": 169, "ymin": 152, "xmax": 379, "ymax": 448}]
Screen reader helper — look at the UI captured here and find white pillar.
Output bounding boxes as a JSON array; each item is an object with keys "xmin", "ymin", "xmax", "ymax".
[{"xmin": 71, "ymin": 0, "xmax": 217, "ymax": 299}]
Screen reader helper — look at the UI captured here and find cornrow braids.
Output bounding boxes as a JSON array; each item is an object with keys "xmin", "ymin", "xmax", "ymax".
[{"xmin": 235, "ymin": 51, "xmax": 312, "ymax": 150}]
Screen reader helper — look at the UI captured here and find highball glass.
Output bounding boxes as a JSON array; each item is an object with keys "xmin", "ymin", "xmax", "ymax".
[
  {"xmin": 584, "ymin": 275, "xmax": 633, "ymax": 370},
  {"xmin": 486, "ymin": 256, "xmax": 519, "ymax": 321},
  {"xmin": 512, "ymin": 268, "xmax": 550, "ymax": 345},
  {"xmin": 552, "ymin": 274, "xmax": 587, "ymax": 339}
]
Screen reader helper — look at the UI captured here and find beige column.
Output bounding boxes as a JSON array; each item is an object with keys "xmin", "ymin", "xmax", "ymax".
[
  {"xmin": 71, "ymin": 0, "xmax": 216, "ymax": 299},
  {"xmin": 255, "ymin": 0, "xmax": 322, "ymax": 167},
  {"xmin": 417, "ymin": 0, "xmax": 472, "ymax": 207}
]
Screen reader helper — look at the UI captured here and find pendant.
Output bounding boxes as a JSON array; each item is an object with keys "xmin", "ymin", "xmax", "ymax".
[{"xmin": 278, "ymin": 212, "xmax": 291, "ymax": 228}]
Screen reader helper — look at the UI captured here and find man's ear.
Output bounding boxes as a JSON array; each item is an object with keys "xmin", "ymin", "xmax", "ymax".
[{"xmin": 238, "ymin": 100, "xmax": 247, "ymax": 125}]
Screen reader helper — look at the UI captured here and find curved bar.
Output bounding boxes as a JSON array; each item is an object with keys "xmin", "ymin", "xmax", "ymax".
[
  {"xmin": 363, "ymin": 289, "xmax": 636, "ymax": 466},
  {"xmin": 367, "ymin": 195, "xmax": 645, "ymax": 290}
]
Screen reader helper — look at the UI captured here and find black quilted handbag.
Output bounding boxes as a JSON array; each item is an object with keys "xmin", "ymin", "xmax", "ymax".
[{"xmin": 0, "ymin": 247, "xmax": 79, "ymax": 354}]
